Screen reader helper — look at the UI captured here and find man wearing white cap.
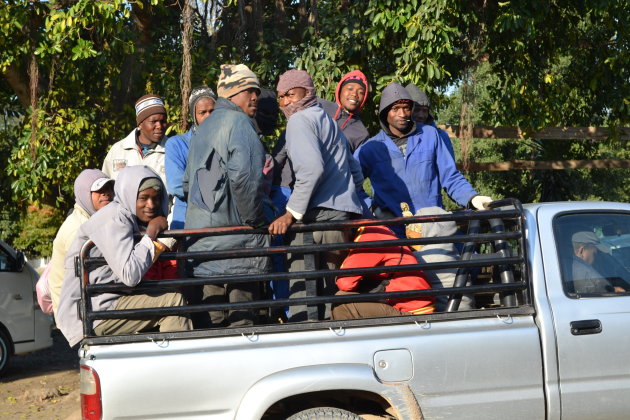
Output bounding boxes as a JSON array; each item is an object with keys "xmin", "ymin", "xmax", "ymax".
[
  {"xmin": 102, "ymin": 94, "xmax": 169, "ymax": 185},
  {"xmin": 49, "ymin": 169, "xmax": 114, "ymax": 316},
  {"xmin": 571, "ymin": 231, "xmax": 625, "ymax": 294}
]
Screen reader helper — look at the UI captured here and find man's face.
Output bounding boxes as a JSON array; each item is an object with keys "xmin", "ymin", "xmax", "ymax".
[
  {"xmin": 91, "ymin": 183, "xmax": 114, "ymax": 211},
  {"xmin": 386, "ymin": 100, "xmax": 413, "ymax": 134},
  {"xmin": 577, "ymin": 244, "xmax": 598, "ymax": 265},
  {"xmin": 136, "ymin": 188, "xmax": 161, "ymax": 223},
  {"xmin": 229, "ymin": 88, "xmax": 260, "ymax": 117},
  {"xmin": 412, "ymin": 105, "xmax": 430, "ymax": 124},
  {"xmin": 278, "ymin": 87, "xmax": 307, "ymax": 109},
  {"xmin": 339, "ymin": 82, "xmax": 365, "ymax": 113},
  {"xmin": 138, "ymin": 113, "xmax": 167, "ymax": 144},
  {"xmin": 195, "ymin": 97, "xmax": 215, "ymax": 125}
]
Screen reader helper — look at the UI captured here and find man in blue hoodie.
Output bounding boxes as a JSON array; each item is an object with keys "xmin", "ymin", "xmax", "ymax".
[
  {"xmin": 165, "ymin": 86, "xmax": 217, "ymax": 229},
  {"xmin": 354, "ymin": 82, "xmax": 492, "ymax": 227}
]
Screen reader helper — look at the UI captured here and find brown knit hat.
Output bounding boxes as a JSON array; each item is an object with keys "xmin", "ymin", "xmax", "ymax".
[
  {"xmin": 217, "ymin": 64, "xmax": 260, "ymax": 98},
  {"xmin": 135, "ymin": 94, "xmax": 166, "ymax": 125},
  {"xmin": 276, "ymin": 69, "xmax": 315, "ymax": 95}
]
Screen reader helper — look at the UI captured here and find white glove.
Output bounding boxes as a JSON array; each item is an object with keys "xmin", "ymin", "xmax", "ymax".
[{"xmin": 471, "ymin": 195, "xmax": 493, "ymax": 210}]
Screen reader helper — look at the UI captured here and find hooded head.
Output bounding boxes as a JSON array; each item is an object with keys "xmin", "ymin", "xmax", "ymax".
[
  {"xmin": 378, "ymin": 82, "xmax": 415, "ymax": 135},
  {"xmin": 333, "ymin": 70, "xmax": 369, "ymax": 128},
  {"xmin": 74, "ymin": 169, "xmax": 114, "ymax": 216},
  {"xmin": 188, "ymin": 86, "xmax": 217, "ymax": 127},
  {"xmin": 405, "ymin": 83, "xmax": 433, "ymax": 124},
  {"xmin": 276, "ymin": 69, "xmax": 317, "ymax": 119},
  {"xmin": 112, "ymin": 166, "xmax": 169, "ymax": 226}
]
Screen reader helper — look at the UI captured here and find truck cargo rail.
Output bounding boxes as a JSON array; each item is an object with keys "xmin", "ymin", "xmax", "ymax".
[{"xmin": 76, "ymin": 198, "xmax": 531, "ymax": 343}]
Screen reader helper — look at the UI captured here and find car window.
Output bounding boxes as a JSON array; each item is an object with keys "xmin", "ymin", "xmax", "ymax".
[
  {"xmin": 554, "ymin": 213, "xmax": 630, "ymax": 297},
  {"xmin": 0, "ymin": 247, "xmax": 13, "ymax": 272}
]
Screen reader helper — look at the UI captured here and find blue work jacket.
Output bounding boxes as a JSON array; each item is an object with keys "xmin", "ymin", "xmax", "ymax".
[
  {"xmin": 164, "ymin": 129, "xmax": 193, "ymax": 229},
  {"xmin": 354, "ymin": 124, "xmax": 477, "ymax": 216}
]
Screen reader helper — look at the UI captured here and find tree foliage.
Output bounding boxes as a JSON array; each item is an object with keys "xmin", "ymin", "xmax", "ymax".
[{"xmin": 1, "ymin": 0, "xmax": 628, "ymax": 255}]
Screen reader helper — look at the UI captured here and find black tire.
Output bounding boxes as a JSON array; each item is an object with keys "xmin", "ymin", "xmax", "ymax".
[
  {"xmin": 0, "ymin": 329, "xmax": 11, "ymax": 376},
  {"xmin": 287, "ymin": 407, "xmax": 363, "ymax": 420}
]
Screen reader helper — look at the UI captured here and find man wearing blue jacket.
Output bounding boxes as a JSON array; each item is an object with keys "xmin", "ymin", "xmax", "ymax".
[
  {"xmin": 165, "ymin": 86, "xmax": 216, "ymax": 229},
  {"xmin": 354, "ymin": 82, "xmax": 491, "ymax": 226}
]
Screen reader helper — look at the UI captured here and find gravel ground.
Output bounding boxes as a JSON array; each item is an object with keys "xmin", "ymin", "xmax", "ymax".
[{"xmin": 0, "ymin": 329, "xmax": 80, "ymax": 419}]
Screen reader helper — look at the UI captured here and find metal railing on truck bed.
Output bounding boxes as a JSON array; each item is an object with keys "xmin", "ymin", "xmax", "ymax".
[{"xmin": 76, "ymin": 198, "xmax": 532, "ymax": 344}]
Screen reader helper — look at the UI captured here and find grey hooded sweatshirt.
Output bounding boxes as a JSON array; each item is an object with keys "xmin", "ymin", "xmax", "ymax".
[{"xmin": 57, "ymin": 165, "xmax": 168, "ymax": 346}]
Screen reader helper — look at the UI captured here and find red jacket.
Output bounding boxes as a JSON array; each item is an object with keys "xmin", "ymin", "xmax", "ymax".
[
  {"xmin": 143, "ymin": 259, "xmax": 178, "ymax": 281},
  {"xmin": 336, "ymin": 226, "xmax": 434, "ymax": 314}
]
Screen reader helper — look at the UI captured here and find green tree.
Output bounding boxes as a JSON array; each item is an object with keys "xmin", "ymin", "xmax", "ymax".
[{"xmin": 1, "ymin": 0, "xmax": 629, "ymax": 255}]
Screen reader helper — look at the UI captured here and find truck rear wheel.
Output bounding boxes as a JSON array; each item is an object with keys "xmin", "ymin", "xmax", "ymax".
[{"xmin": 287, "ymin": 407, "xmax": 363, "ymax": 420}]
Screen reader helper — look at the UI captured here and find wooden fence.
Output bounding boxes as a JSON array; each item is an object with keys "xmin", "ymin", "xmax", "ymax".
[{"xmin": 438, "ymin": 125, "xmax": 630, "ymax": 172}]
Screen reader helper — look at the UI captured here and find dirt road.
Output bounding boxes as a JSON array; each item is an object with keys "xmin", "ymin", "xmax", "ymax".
[{"xmin": 0, "ymin": 329, "xmax": 80, "ymax": 419}]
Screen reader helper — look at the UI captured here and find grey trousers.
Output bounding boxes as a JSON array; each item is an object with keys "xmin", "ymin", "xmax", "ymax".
[
  {"xmin": 202, "ymin": 281, "xmax": 260, "ymax": 327},
  {"xmin": 94, "ymin": 291, "xmax": 192, "ymax": 336},
  {"xmin": 286, "ymin": 208, "xmax": 351, "ymax": 322}
]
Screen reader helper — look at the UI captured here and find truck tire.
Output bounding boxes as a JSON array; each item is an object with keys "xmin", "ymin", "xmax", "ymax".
[
  {"xmin": 287, "ymin": 407, "xmax": 363, "ymax": 420},
  {"xmin": 0, "ymin": 330, "xmax": 11, "ymax": 376}
]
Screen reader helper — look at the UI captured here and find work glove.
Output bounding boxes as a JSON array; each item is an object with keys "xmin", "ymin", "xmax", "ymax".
[
  {"xmin": 471, "ymin": 195, "xmax": 493, "ymax": 210},
  {"xmin": 401, "ymin": 202, "xmax": 423, "ymax": 250},
  {"xmin": 152, "ymin": 240, "xmax": 168, "ymax": 263}
]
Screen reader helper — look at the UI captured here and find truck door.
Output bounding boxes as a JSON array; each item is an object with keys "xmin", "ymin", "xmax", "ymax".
[
  {"xmin": 0, "ymin": 244, "xmax": 35, "ymax": 344},
  {"xmin": 539, "ymin": 209, "xmax": 630, "ymax": 420}
]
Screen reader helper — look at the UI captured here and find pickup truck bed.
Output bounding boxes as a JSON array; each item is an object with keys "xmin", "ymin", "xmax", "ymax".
[{"xmin": 76, "ymin": 200, "xmax": 630, "ymax": 420}]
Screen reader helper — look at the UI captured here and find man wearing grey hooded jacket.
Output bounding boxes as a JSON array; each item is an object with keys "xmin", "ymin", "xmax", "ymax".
[{"xmin": 57, "ymin": 165, "xmax": 191, "ymax": 347}]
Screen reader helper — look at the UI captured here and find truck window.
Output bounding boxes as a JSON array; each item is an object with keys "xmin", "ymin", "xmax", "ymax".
[{"xmin": 554, "ymin": 213, "xmax": 630, "ymax": 297}]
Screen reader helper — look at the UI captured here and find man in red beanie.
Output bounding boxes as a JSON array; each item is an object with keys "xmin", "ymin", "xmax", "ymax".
[
  {"xmin": 318, "ymin": 69, "xmax": 370, "ymax": 153},
  {"xmin": 102, "ymin": 94, "xmax": 169, "ymax": 185}
]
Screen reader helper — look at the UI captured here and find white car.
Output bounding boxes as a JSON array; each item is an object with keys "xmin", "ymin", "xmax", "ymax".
[{"xmin": 0, "ymin": 240, "xmax": 53, "ymax": 374}]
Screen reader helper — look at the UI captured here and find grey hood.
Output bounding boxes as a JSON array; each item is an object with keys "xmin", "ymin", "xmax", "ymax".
[
  {"xmin": 113, "ymin": 165, "xmax": 169, "ymax": 230},
  {"xmin": 405, "ymin": 83, "xmax": 435, "ymax": 124},
  {"xmin": 74, "ymin": 168, "xmax": 112, "ymax": 216},
  {"xmin": 378, "ymin": 82, "xmax": 415, "ymax": 135}
]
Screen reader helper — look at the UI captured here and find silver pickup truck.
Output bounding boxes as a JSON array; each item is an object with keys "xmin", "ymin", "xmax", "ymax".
[{"xmin": 75, "ymin": 200, "xmax": 630, "ymax": 420}]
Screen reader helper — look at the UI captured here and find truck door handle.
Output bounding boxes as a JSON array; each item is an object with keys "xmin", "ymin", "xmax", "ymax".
[
  {"xmin": 13, "ymin": 294, "xmax": 23, "ymax": 301},
  {"xmin": 570, "ymin": 319, "xmax": 601, "ymax": 335}
]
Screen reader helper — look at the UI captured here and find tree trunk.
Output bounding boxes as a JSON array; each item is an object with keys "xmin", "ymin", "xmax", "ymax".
[
  {"xmin": 458, "ymin": 71, "xmax": 473, "ymax": 171},
  {"xmin": 28, "ymin": 51, "xmax": 38, "ymax": 161},
  {"xmin": 180, "ymin": 0, "xmax": 193, "ymax": 132}
]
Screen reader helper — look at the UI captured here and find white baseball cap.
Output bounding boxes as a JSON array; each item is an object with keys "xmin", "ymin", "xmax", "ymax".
[{"xmin": 90, "ymin": 177, "xmax": 114, "ymax": 192}]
